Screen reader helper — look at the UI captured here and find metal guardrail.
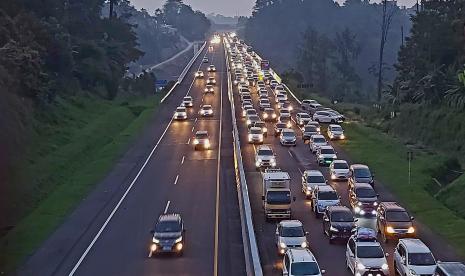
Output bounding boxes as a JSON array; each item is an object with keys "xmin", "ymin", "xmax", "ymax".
[
  {"xmin": 160, "ymin": 41, "xmax": 207, "ymax": 103},
  {"xmin": 224, "ymin": 42, "xmax": 263, "ymax": 276}
]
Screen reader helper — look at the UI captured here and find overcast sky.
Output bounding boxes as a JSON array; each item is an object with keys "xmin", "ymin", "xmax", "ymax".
[{"xmin": 130, "ymin": 0, "xmax": 416, "ymax": 17}]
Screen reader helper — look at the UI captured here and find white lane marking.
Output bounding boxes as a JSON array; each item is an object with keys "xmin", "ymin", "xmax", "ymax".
[
  {"xmin": 191, "ymin": 126, "xmax": 195, "ymax": 132},
  {"xmin": 194, "ymin": 118, "xmax": 198, "ymax": 123},
  {"xmin": 164, "ymin": 201, "xmax": 171, "ymax": 214},
  {"xmin": 174, "ymin": 175, "xmax": 179, "ymax": 185},
  {"xmin": 288, "ymin": 150, "xmax": 293, "ymax": 157},
  {"xmin": 68, "ymin": 45, "xmax": 207, "ymax": 276},
  {"xmin": 298, "ymin": 167, "xmax": 303, "ymax": 174},
  {"xmin": 187, "ymin": 138, "xmax": 191, "ymax": 144},
  {"xmin": 181, "ymin": 156, "xmax": 185, "ymax": 164}
]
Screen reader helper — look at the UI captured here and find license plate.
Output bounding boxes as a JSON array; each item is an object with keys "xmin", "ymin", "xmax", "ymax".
[{"xmin": 163, "ymin": 246, "xmax": 171, "ymax": 251}]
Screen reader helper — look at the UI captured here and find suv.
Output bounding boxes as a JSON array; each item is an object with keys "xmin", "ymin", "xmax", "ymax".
[
  {"xmin": 204, "ymin": 84, "xmax": 214, "ymax": 93},
  {"xmin": 195, "ymin": 70, "xmax": 204, "ymax": 78},
  {"xmin": 313, "ymin": 111, "xmax": 343, "ymax": 123},
  {"xmin": 329, "ymin": 160, "xmax": 350, "ymax": 181},
  {"xmin": 309, "ymin": 135, "xmax": 327, "ymax": 153},
  {"xmin": 349, "ymin": 164, "xmax": 375, "ymax": 188},
  {"xmin": 280, "ymin": 128, "xmax": 297, "ymax": 146},
  {"xmin": 274, "ymin": 122, "xmax": 287, "ymax": 137},
  {"xmin": 311, "ymin": 185, "xmax": 340, "ymax": 218},
  {"xmin": 394, "ymin": 239, "xmax": 437, "ymax": 276},
  {"xmin": 327, "ymin": 124, "xmax": 345, "ymax": 140},
  {"xmin": 275, "ymin": 220, "xmax": 309, "ymax": 254},
  {"xmin": 296, "ymin": 113, "xmax": 312, "ymax": 126},
  {"xmin": 255, "ymin": 145, "xmax": 276, "ymax": 169},
  {"xmin": 248, "ymin": 127, "xmax": 264, "ymax": 144},
  {"xmin": 349, "ymin": 183, "xmax": 379, "ymax": 216},
  {"xmin": 316, "ymin": 145, "xmax": 337, "ymax": 166},
  {"xmin": 301, "ymin": 99, "xmax": 318, "ymax": 111},
  {"xmin": 301, "ymin": 170, "xmax": 327, "ymax": 198},
  {"xmin": 283, "ymin": 248, "xmax": 325, "ymax": 276},
  {"xmin": 182, "ymin": 96, "xmax": 193, "ymax": 107},
  {"xmin": 193, "ymin": 130, "xmax": 210, "ymax": 150},
  {"xmin": 377, "ymin": 202, "xmax": 415, "ymax": 243},
  {"xmin": 346, "ymin": 228, "xmax": 389, "ymax": 276},
  {"xmin": 149, "ymin": 214, "xmax": 185, "ymax": 257},
  {"xmin": 322, "ymin": 206, "xmax": 357, "ymax": 243}
]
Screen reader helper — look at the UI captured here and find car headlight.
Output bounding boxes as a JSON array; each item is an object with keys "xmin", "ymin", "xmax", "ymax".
[
  {"xmin": 330, "ymin": 226, "xmax": 339, "ymax": 232},
  {"xmin": 381, "ymin": 263, "xmax": 388, "ymax": 270},
  {"xmin": 289, "ymin": 106, "xmax": 293, "ymax": 110},
  {"xmin": 409, "ymin": 269, "xmax": 417, "ymax": 275},
  {"xmin": 248, "ymin": 134, "xmax": 253, "ymax": 140},
  {"xmin": 246, "ymin": 120, "xmax": 251, "ymax": 125},
  {"xmin": 175, "ymin": 236, "xmax": 183, "ymax": 243},
  {"xmin": 150, "ymin": 244, "xmax": 157, "ymax": 252},
  {"xmin": 408, "ymin": 226, "xmax": 415, "ymax": 233},
  {"xmin": 279, "ymin": 242, "xmax": 287, "ymax": 249},
  {"xmin": 357, "ymin": 263, "xmax": 365, "ymax": 270},
  {"xmin": 301, "ymin": 241, "xmax": 308, "ymax": 248},
  {"xmin": 263, "ymin": 114, "xmax": 268, "ymax": 118},
  {"xmin": 255, "ymin": 161, "xmax": 261, "ymax": 167},
  {"xmin": 317, "ymin": 127, "xmax": 321, "ymax": 132},
  {"xmin": 354, "ymin": 206, "xmax": 361, "ymax": 213},
  {"xmin": 357, "ymin": 202, "xmax": 362, "ymax": 206},
  {"xmin": 341, "ymin": 134, "xmax": 345, "ymax": 139},
  {"xmin": 263, "ymin": 127, "xmax": 267, "ymax": 132},
  {"xmin": 152, "ymin": 238, "xmax": 160, "ymax": 243},
  {"xmin": 205, "ymin": 140, "xmax": 210, "ymax": 146},
  {"xmin": 272, "ymin": 114, "xmax": 277, "ymax": 118},
  {"xmin": 193, "ymin": 139, "xmax": 199, "ymax": 145},
  {"xmin": 331, "ymin": 174, "xmax": 336, "ymax": 180},
  {"xmin": 174, "ymin": 112, "xmax": 179, "ymax": 116},
  {"xmin": 373, "ymin": 202, "xmax": 378, "ymax": 206},
  {"xmin": 386, "ymin": 226, "xmax": 395, "ymax": 233},
  {"xmin": 287, "ymin": 122, "xmax": 292, "ymax": 128}
]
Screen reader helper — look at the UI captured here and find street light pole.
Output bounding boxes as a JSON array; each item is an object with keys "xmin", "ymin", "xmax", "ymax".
[{"xmin": 407, "ymin": 151, "xmax": 414, "ymax": 186}]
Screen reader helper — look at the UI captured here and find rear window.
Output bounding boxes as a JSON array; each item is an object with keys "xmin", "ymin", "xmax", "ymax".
[
  {"xmin": 196, "ymin": 133, "xmax": 208, "ymax": 139},
  {"xmin": 307, "ymin": 175, "xmax": 325, "ymax": 183},
  {"xmin": 334, "ymin": 162, "xmax": 348, "ymax": 169}
]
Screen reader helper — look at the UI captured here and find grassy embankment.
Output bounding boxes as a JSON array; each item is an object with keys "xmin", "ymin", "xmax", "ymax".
[
  {"xmin": 0, "ymin": 95, "xmax": 162, "ymax": 273},
  {"xmin": 337, "ymin": 122, "xmax": 465, "ymax": 257}
]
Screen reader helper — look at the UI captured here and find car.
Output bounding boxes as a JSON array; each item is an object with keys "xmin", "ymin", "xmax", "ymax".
[
  {"xmin": 276, "ymin": 220, "xmax": 309, "ymax": 254},
  {"xmin": 311, "ymin": 185, "xmax": 340, "ymax": 218},
  {"xmin": 259, "ymin": 98, "xmax": 271, "ymax": 110},
  {"xmin": 173, "ymin": 106, "xmax": 187, "ymax": 120},
  {"xmin": 233, "ymin": 76, "xmax": 244, "ymax": 85},
  {"xmin": 252, "ymin": 120, "xmax": 268, "ymax": 137},
  {"xmin": 348, "ymin": 164, "xmax": 375, "ymax": 188},
  {"xmin": 322, "ymin": 206, "xmax": 357, "ymax": 243},
  {"xmin": 301, "ymin": 170, "xmax": 327, "ymax": 199},
  {"xmin": 270, "ymin": 79, "xmax": 279, "ymax": 89},
  {"xmin": 393, "ymin": 239, "xmax": 437, "ymax": 276},
  {"xmin": 280, "ymin": 128, "xmax": 297, "ymax": 146},
  {"xmin": 239, "ymin": 87, "xmax": 250, "ymax": 95},
  {"xmin": 262, "ymin": 108, "xmax": 277, "ymax": 122},
  {"xmin": 202, "ymin": 57, "xmax": 209, "ymax": 63},
  {"xmin": 246, "ymin": 114, "xmax": 260, "ymax": 127},
  {"xmin": 149, "ymin": 213, "xmax": 185, "ymax": 257},
  {"xmin": 182, "ymin": 96, "xmax": 193, "ymax": 107},
  {"xmin": 207, "ymin": 64, "xmax": 216, "ymax": 72},
  {"xmin": 327, "ymin": 124, "xmax": 345, "ymax": 140},
  {"xmin": 199, "ymin": 105, "xmax": 213, "ymax": 117},
  {"xmin": 255, "ymin": 145, "xmax": 276, "ymax": 169},
  {"xmin": 435, "ymin": 262, "xmax": 465, "ymax": 276},
  {"xmin": 206, "ymin": 77, "xmax": 216, "ymax": 85},
  {"xmin": 238, "ymin": 81, "xmax": 248, "ymax": 90},
  {"xmin": 349, "ymin": 183, "xmax": 379, "ymax": 216},
  {"xmin": 204, "ymin": 84, "xmax": 214, "ymax": 93},
  {"xmin": 323, "ymin": 108, "xmax": 345, "ymax": 122},
  {"xmin": 377, "ymin": 202, "xmax": 415, "ymax": 243},
  {"xmin": 307, "ymin": 103, "xmax": 322, "ymax": 115},
  {"xmin": 278, "ymin": 115, "xmax": 292, "ymax": 128},
  {"xmin": 309, "ymin": 135, "xmax": 327, "ymax": 153},
  {"xmin": 276, "ymin": 94, "xmax": 287, "ymax": 104},
  {"xmin": 301, "ymin": 99, "xmax": 319, "ymax": 111},
  {"xmin": 283, "ymin": 248, "xmax": 325, "ymax": 276},
  {"xmin": 280, "ymin": 101, "xmax": 293, "ymax": 111},
  {"xmin": 241, "ymin": 94, "xmax": 252, "ymax": 103},
  {"xmin": 274, "ymin": 122, "xmax": 287, "ymax": 137},
  {"xmin": 195, "ymin": 70, "xmax": 204, "ymax": 78},
  {"xmin": 248, "ymin": 127, "xmax": 264, "ymax": 144},
  {"xmin": 346, "ymin": 227, "xmax": 389, "ymax": 276},
  {"xmin": 301, "ymin": 125, "xmax": 320, "ymax": 142},
  {"xmin": 306, "ymin": 121, "xmax": 321, "ymax": 132},
  {"xmin": 313, "ymin": 111, "xmax": 343, "ymax": 123},
  {"xmin": 193, "ymin": 130, "xmax": 210, "ymax": 150},
  {"xmin": 244, "ymin": 108, "xmax": 257, "ymax": 118},
  {"xmin": 329, "ymin": 160, "xmax": 350, "ymax": 181},
  {"xmin": 296, "ymin": 113, "xmax": 312, "ymax": 126},
  {"xmin": 316, "ymin": 145, "xmax": 337, "ymax": 166},
  {"xmin": 242, "ymin": 105, "xmax": 254, "ymax": 117}
]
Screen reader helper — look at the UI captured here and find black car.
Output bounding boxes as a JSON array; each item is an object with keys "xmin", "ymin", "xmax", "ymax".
[
  {"xmin": 274, "ymin": 122, "xmax": 287, "ymax": 137},
  {"xmin": 149, "ymin": 213, "xmax": 185, "ymax": 257},
  {"xmin": 322, "ymin": 206, "xmax": 357, "ymax": 243},
  {"xmin": 301, "ymin": 125, "xmax": 320, "ymax": 142}
]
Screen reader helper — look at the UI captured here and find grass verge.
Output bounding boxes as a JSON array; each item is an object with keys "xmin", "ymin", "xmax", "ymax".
[
  {"xmin": 338, "ymin": 122, "xmax": 465, "ymax": 257},
  {"xmin": 0, "ymin": 95, "xmax": 161, "ymax": 273}
]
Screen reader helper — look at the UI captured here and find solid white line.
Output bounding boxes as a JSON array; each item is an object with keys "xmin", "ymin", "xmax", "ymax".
[
  {"xmin": 68, "ymin": 43, "xmax": 207, "ymax": 276},
  {"xmin": 191, "ymin": 126, "xmax": 195, "ymax": 132},
  {"xmin": 187, "ymin": 138, "xmax": 191, "ymax": 144},
  {"xmin": 194, "ymin": 118, "xmax": 198, "ymax": 123},
  {"xmin": 174, "ymin": 175, "xmax": 179, "ymax": 185},
  {"xmin": 164, "ymin": 201, "xmax": 171, "ymax": 214},
  {"xmin": 181, "ymin": 156, "xmax": 185, "ymax": 164},
  {"xmin": 288, "ymin": 150, "xmax": 293, "ymax": 157},
  {"xmin": 298, "ymin": 167, "xmax": 303, "ymax": 175}
]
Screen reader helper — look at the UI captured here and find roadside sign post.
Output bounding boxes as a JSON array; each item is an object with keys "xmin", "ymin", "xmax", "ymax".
[
  {"xmin": 407, "ymin": 151, "xmax": 414, "ymax": 186},
  {"xmin": 155, "ymin": 79, "xmax": 168, "ymax": 93}
]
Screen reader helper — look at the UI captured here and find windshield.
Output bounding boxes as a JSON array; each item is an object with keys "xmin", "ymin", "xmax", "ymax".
[
  {"xmin": 281, "ymin": 226, "xmax": 304, "ymax": 237},
  {"xmin": 254, "ymin": 122, "xmax": 265, "ymax": 127},
  {"xmin": 408, "ymin": 253, "xmax": 436, "ymax": 266},
  {"xmin": 334, "ymin": 162, "xmax": 349, "ymax": 169},
  {"xmin": 307, "ymin": 175, "xmax": 325, "ymax": 183},
  {"xmin": 290, "ymin": 262, "xmax": 321, "ymax": 275},
  {"xmin": 155, "ymin": 221, "xmax": 181, "ymax": 233},
  {"xmin": 176, "ymin": 108, "xmax": 186, "ymax": 112},
  {"xmin": 276, "ymin": 123, "xmax": 286, "ymax": 128},
  {"xmin": 331, "ymin": 126, "xmax": 343, "ymax": 132},
  {"xmin": 321, "ymin": 148, "xmax": 335, "ymax": 154},
  {"xmin": 202, "ymin": 106, "xmax": 211, "ymax": 111},
  {"xmin": 354, "ymin": 168, "xmax": 371, "ymax": 178},
  {"xmin": 258, "ymin": 149, "xmax": 273, "ymax": 156},
  {"xmin": 357, "ymin": 245, "xmax": 384, "ymax": 258},
  {"xmin": 331, "ymin": 211, "xmax": 354, "ymax": 222},
  {"xmin": 196, "ymin": 133, "xmax": 208, "ymax": 139},
  {"xmin": 251, "ymin": 129, "xmax": 262, "ymax": 134},
  {"xmin": 386, "ymin": 211, "xmax": 411, "ymax": 222},
  {"xmin": 356, "ymin": 187, "xmax": 376, "ymax": 198},
  {"xmin": 183, "ymin": 97, "xmax": 192, "ymax": 101},
  {"xmin": 300, "ymin": 114, "xmax": 310, "ymax": 118},
  {"xmin": 318, "ymin": 191, "xmax": 338, "ymax": 200},
  {"xmin": 266, "ymin": 191, "xmax": 291, "ymax": 204},
  {"xmin": 314, "ymin": 138, "xmax": 326, "ymax": 143},
  {"xmin": 283, "ymin": 131, "xmax": 295, "ymax": 137},
  {"xmin": 305, "ymin": 126, "xmax": 317, "ymax": 132}
]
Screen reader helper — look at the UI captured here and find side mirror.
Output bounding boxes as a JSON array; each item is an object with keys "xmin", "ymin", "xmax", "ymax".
[
  {"xmin": 293, "ymin": 196, "xmax": 297, "ymax": 202},
  {"xmin": 261, "ymin": 195, "xmax": 265, "ymax": 200},
  {"xmin": 321, "ymin": 269, "xmax": 326, "ymax": 274},
  {"xmin": 385, "ymin": 253, "xmax": 390, "ymax": 257},
  {"xmin": 376, "ymin": 193, "xmax": 380, "ymax": 197},
  {"xmin": 305, "ymin": 231, "xmax": 309, "ymax": 235},
  {"xmin": 354, "ymin": 218, "xmax": 359, "ymax": 222},
  {"xmin": 325, "ymin": 180, "xmax": 328, "ymax": 183},
  {"xmin": 275, "ymin": 229, "xmax": 279, "ymax": 235},
  {"xmin": 150, "ymin": 230, "xmax": 155, "ymax": 234},
  {"xmin": 410, "ymin": 216, "xmax": 415, "ymax": 220},
  {"xmin": 324, "ymin": 218, "xmax": 329, "ymax": 222}
]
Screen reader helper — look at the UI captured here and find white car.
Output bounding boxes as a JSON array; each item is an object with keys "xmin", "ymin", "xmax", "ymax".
[
  {"xmin": 301, "ymin": 99, "xmax": 318, "ymax": 111},
  {"xmin": 313, "ymin": 111, "xmax": 343, "ymax": 123},
  {"xmin": 311, "ymin": 185, "xmax": 340, "ymax": 218},
  {"xmin": 181, "ymin": 96, "xmax": 193, "ymax": 107},
  {"xmin": 329, "ymin": 160, "xmax": 350, "ymax": 181},
  {"xmin": 276, "ymin": 93, "xmax": 286, "ymax": 103},
  {"xmin": 280, "ymin": 128, "xmax": 297, "ymax": 146},
  {"xmin": 316, "ymin": 145, "xmax": 337, "ymax": 166},
  {"xmin": 296, "ymin": 113, "xmax": 312, "ymax": 126},
  {"xmin": 204, "ymin": 84, "xmax": 214, "ymax": 93},
  {"xmin": 301, "ymin": 170, "xmax": 327, "ymax": 198},
  {"xmin": 194, "ymin": 70, "xmax": 204, "ymax": 78},
  {"xmin": 199, "ymin": 105, "xmax": 213, "ymax": 117},
  {"xmin": 327, "ymin": 124, "xmax": 345, "ymax": 140},
  {"xmin": 173, "ymin": 106, "xmax": 187, "ymax": 120},
  {"xmin": 255, "ymin": 145, "xmax": 276, "ymax": 169},
  {"xmin": 248, "ymin": 127, "xmax": 264, "ymax": 144},
  {"xmin": 309, "ymin": 135, "xmax": 327, "ymax": 153},
  {"xmin": 246, "ymin": 114, "xmax": 260, "ymax": 127},
  {"xmin": 307, "ymin": 103, "xmax": 322, "ymax": 115},
  {"xmin": 206, "ymin": 77, "xmax": 216, "ymax": 85},
  {"xmin": 346, "ymin": 228, "xmax": 389, "ymax": 276},
  {"xmin": 259, "ymin": 99, "xmax": 271, "ymax": 110},
  {"xmin": 202, "ymin": 57, "xmax": 209, "ymax": 63},
  {"xmin": 394, "ymin": 239, "xmax": 437, "ymax": 276},
  {"xmin": 244, "ymin": 108, "xmax": 257, "ymax": 119},
  {"xmin": 283, "ymin": 248, "xmax": 325, "ymax": 276},
  {"xmin": 207, "ymin": 64, "xmax": 216, "ymax": 72},
  {"xmin": 242, "ymin": 104, "xmax": 254, "ymax": 117},
  {"xmin": 276, "ymin": 220, "xmax": 309, "ymax": 254}
]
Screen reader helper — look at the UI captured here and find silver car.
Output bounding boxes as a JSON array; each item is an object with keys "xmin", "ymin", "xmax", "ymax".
[
  {"xmin": 280, "ymin": 128, "xmax": 297, "ymax": 146},
  {"xmin": 276, "ymin": 220, "xmax": 309, "ymax": 255}
]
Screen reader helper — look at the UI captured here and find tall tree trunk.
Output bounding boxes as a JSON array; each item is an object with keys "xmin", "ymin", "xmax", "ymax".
[{"xmin": 377, "ymin": 0, "xmax": 387, "ymax": 102}]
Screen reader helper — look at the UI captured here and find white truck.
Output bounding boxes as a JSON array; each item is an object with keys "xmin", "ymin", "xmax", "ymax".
[{"xmin": 262, "ymin": 168, "xmax": 295, "ymax": 220}]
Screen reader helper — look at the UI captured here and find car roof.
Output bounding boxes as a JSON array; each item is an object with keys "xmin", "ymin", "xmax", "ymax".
[
  {"xmin": 158, "ymin": 213, "xmax": 181, "ymax": 223},
  {"xmin": 305, "ymin": 170, "xmax": 324, "ymax": 176},
  {"xmin": 264, "ymin": 108, "xmax": 274, "ymax": 111},
  {"xmin": 250, "ymin": 127, "xmax": 262, "ymax": 131},
  {"xmin": 437, "ymin": 262, "xmax": 465, "ymax": 274},
  {"xmin": 333, "ymin": 159, "xmax": 348, "ymax": 164},
  {"xmin": 287, "ymin": 248, "xmax": 317, "ymax": 263},
  {"xmin": 329, "ymin": 124, "xmax": 341, "ymax": 128},
  {"xmin": 257, "ymin": 145, "xmax": 272, "ymax": 151},
  {"xmin": 282, "ymin": 128, "xmax": 295, "ymax": 133},
  {"xmin": 202, "ymin": 104, "xmax": 212, "ymax": 108},
  {"xmin": 280, "ymin": 220, "xmax": 303, "ymax": 227},
  {"xmin": 399, "ymin": 239, "xmax": 432, "ymax": 253},
  {"xmin": 184, "ymin": 96, "xmax": 192, "ymax": 99},
  {"xmin": 320, "ymin": 145, "xmax": 334, "ymax": 150},
  {"xmin": 195, "ymin": 130, "xmax": 208, "ymax": 135},
  {"xmin": 298, "ymin": 112, "xmax": 310, "ymax": 116},
  {"xmin": 317, "ymin": 185, "xmax": 336, "ymax": 192},
  {"xmin": 328, "ymin": 205, "xmax": 351, "ymax": 213},
  {"xmin": 380, "ymin": 202, "xmax": 406, "ymax": 211},
  {"xmin": 354, "ymin": 183, "xmax": 374, "ymax": 189},
  {"xmin": 351, "ymin": 164, "xmax": 369, "ymax": 169},
  {"xmin": 312, "ymin": 134, "xmax": 325, "ymax": 139}
]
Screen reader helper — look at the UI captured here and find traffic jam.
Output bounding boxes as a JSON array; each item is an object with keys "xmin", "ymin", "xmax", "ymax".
[{"xmin": 223, "ymin": 32, "xmax": 463, "ymax": 276}]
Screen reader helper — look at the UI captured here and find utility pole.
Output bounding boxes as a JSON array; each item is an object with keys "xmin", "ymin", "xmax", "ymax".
[
  {"xmin": 407, "ymin": 151, "xmax": 414, "ymax": 186},
  {"xmin": 401, "ymin": 26, "xmax": 404, "ymax": 47}
]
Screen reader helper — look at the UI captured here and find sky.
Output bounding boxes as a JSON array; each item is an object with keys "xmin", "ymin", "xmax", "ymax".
[{"xmin": 130, "ymin": 0, "xmax": 417, "ymax": 17}]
